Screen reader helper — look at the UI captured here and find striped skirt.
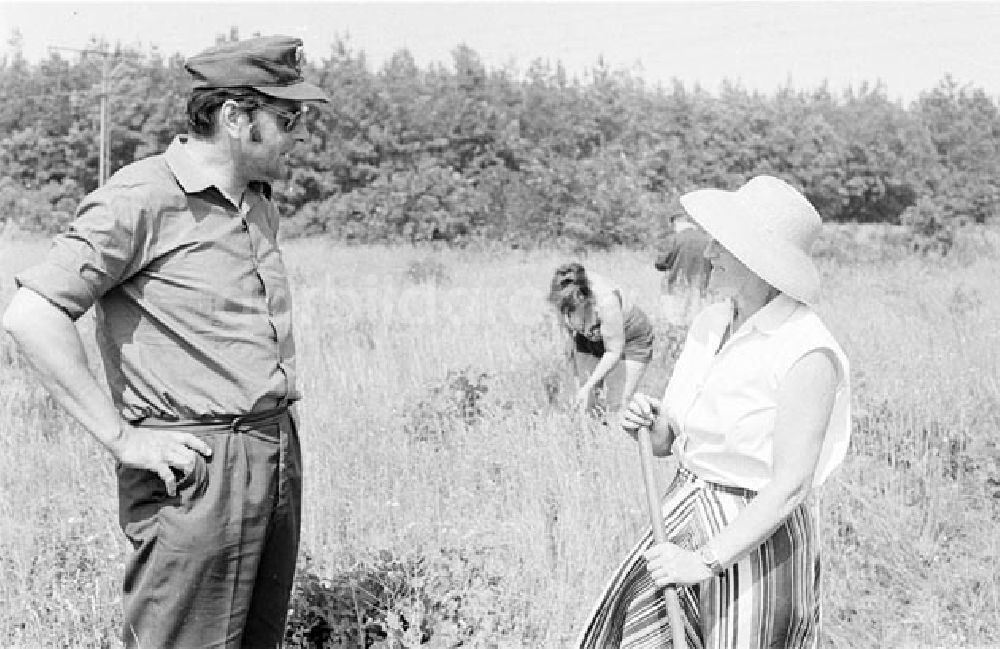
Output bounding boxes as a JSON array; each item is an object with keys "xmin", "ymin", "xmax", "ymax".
[{"xmin": 576, "ymin": 466, "xmax": 821, "ymax": 649}]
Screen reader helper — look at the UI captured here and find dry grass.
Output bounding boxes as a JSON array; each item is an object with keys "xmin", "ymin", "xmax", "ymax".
[{"xmin": 1, "ymin": 234, "xmax": 999, "ymax": 647}]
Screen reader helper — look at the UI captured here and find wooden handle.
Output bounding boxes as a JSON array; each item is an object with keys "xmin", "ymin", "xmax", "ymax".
[{"xmin": 637, "ymin": 426, "xmax": 687, "ymax": 648}]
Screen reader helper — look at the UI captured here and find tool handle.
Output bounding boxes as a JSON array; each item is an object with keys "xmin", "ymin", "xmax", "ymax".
[{"xmin": 637, "ymin": 426, "xmax": 687, "ymax": 648}]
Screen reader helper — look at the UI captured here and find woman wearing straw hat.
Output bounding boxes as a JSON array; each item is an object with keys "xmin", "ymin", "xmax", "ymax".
[{"xmin": 577, "ymin": 176, "xmax": 851, "ymax": 648}]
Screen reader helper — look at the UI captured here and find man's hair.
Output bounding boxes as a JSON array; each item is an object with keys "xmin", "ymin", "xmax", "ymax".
[{"xmin": 186, "ymin": 87, "xmax": 271, "ymax": 136}]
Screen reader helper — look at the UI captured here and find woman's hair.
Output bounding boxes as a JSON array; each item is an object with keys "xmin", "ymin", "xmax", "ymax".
[
  {"xmin": 548, "ymin": 262, "xmax": 592, "ymax": 314},
  {"xmin": 186, "ymin": 87, "xmax": 270, "ymax": 137}
]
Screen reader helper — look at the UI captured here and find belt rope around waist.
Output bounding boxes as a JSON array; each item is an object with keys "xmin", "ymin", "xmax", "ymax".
[
  {"xmin": 134, "ymin": 404, "xmax": 289, "ymax": 433},
  {"xmin": 675, "ymin": 464, "xmax": 758, "ymax": 499}
]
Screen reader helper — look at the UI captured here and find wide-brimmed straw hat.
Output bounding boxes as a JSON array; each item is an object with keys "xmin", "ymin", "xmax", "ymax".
[{"xmin": 679, "ymin": 175, "xmax": 822, "ymax": 305}]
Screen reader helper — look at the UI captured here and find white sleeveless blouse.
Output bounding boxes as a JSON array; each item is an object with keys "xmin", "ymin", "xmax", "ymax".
[{"xmin": 663, "ymin": 294, "xmax": 851, "ymax": 491}]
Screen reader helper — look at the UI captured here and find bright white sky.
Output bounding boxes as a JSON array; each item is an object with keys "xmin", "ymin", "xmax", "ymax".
[{"xmin": 3, "ymin": 1, "xmax": 1000, "ymax": 104}]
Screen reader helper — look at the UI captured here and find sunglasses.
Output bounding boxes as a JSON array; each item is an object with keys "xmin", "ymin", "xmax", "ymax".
[{"xmin": 255, "ymin": 104, "xmax": 306, "ymax": 132}]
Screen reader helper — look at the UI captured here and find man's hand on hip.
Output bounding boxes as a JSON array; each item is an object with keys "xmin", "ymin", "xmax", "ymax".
[{"xmin": 107, "ymin": 425, "xmax": 213, "ymax": 497}]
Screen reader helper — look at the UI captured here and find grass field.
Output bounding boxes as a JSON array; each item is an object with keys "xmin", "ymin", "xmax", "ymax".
[{"xmin": 1, "ymin": 232, "xmax": 999, "ymax": 648}]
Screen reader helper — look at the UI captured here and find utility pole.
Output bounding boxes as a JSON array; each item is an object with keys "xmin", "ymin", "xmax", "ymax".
[{"xmin": 48, "ymin": 44, "xmax": 114, "ymax": 186}]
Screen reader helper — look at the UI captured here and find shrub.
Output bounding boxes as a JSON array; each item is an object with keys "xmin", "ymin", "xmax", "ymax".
[
  {"xmin": 403, "ymin": 369, "xmax": 492, "ymax": 445},
  {"xmin": 0, "ymin": 178, "xmax": 82, "ymax": 235},
  {"xmin": 285, "ymin": 547, "xmax": 513, "ymax": 648},
  {"xmin": 900, "ymin": 195, "xmax": 957, "ymax": 255},
  {"xmin": 405, "ymin": 258, "xmax": 451, "ymax": 286}
]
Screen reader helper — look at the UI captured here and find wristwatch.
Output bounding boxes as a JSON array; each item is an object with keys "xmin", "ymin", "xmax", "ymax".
[{"xmin": 697, "ymin": 545, "xmax": 722, "ymax": 574}]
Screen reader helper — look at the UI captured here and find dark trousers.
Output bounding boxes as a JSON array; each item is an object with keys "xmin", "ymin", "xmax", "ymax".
[{"xmin": 116, "ymin": 410, "xmax": 301, "ymax": 648}]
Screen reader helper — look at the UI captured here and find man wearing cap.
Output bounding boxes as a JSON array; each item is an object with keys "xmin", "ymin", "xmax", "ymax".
[
  {"xmin": 654, "ymin": 210, "xmax": 712, "ymax": 323},
  {"xmin": 3, "ymin": 35, "xmax": 329, "ymax": 648}
]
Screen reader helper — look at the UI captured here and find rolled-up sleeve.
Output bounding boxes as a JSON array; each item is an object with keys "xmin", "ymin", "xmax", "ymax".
[{"xmin": 15, "ymin": 187, "xmax": 144, "ymax": 320}]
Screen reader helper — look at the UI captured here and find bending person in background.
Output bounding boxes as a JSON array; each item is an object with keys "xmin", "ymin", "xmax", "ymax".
[
  {"xmin": 548, "ymin": 263, "xmax": 654, "ymax": 418},
  {"xmin": 655, "ymin": 210, "xmax": 712, "ymax": 323},
  {"xmin": 578, "ymin": 175, "xmax": 851, "ymax": 648},
  {"xmin": 3, "ymin": 36, "xmax": 330, "ymax": 648}
]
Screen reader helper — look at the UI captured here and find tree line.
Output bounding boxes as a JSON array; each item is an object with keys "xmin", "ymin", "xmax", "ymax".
[{"xmin": 2, "ymin": 30, "xmax": 998, "ymax": 250}]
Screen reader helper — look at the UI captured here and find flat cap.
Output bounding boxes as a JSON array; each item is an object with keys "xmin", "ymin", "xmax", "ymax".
[{"xmin": 185, "ymin": 35, "xmax": 330, "ymax": 102}]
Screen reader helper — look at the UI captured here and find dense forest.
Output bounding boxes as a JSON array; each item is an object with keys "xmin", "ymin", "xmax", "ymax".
[{"xmin": 2, "ymin": 29, "xmax": 999, "ymax": 250}]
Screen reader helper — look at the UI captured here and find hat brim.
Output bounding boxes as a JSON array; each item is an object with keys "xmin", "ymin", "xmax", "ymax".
[
  {"xmin": 254, "ymin": 81, "xmax": 330, "ymax": 102},
  {"xmin": 680, "ymin": 188, "xmax": 821, "ymax": 305}
]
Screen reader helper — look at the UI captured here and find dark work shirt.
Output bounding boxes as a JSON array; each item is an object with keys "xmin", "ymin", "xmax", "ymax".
[
  {"xmin": 654, "ymin": 226, "xmax": 712, "ymax": 294},
  {"xmin": 16, "ymin": 135, "xmax": 298, "ymax": 421}
]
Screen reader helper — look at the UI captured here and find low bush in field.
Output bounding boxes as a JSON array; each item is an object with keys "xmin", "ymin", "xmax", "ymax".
[
  {"xmin": 285, "ymin": 548, "xmax": 516, "ymax": 649},
  {"xmin": 403, "ymin": 368, "xmax": 494, "ymax": 446},
  {"xmin": 0, "ymin": 177, "xmax": 80, "ymax": 235}
]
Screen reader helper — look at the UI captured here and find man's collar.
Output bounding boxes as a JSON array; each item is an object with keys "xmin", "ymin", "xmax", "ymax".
[
  {"xmin": 164, "ymin": 135, "xmax": 272, "ymax": 203},
  {"xmin": 164, "ymin": 135, "xmax": 215, "ymax": 194}
]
